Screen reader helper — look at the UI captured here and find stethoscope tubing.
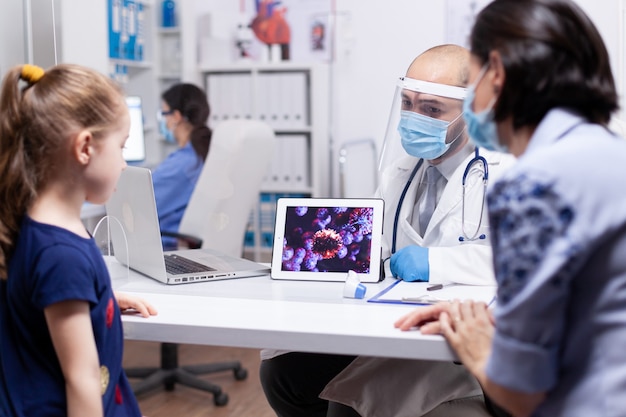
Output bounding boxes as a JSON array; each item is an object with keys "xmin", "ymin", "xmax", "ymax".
[
  {"xmin": 391, "ymin": 147, "xmax": 488, "ymax": 254},
  {"xmin": 391, "ymin": 158, "xmax": 424, "ymax": 255}
]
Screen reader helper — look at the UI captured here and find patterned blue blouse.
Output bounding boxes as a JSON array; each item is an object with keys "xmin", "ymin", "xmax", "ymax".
[{"xmin": 485, "ymin": 108, "xmax": 626, "ymax": 416}]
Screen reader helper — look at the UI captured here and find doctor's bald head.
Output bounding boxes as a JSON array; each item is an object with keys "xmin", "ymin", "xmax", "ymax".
[{"xmin": 408, "ymin": 44, "xmax": 470, "ymax": 88}]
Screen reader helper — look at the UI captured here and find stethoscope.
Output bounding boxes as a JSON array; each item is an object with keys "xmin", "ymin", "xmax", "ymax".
[{"xmin": 391, "ymin": 147, "xmax": 489, "ymax": 254}]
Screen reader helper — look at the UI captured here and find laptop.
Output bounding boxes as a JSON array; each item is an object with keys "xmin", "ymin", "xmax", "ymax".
[
  {"xmin": 104, "ymin": 166, "xmax": 270, "ymax": 284},
  {"xmin": 270, "ymin": 197, "xmax": 385, "ymax": 283}
]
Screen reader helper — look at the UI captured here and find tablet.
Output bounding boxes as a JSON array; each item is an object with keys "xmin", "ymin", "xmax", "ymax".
[{"xmin": 271, "ymin": 197, "xmax": 384, "ymax": 282}]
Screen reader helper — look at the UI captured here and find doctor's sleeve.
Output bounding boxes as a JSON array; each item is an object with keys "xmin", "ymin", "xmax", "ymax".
[{"xmin": 428, "ymin": 243, "xmax": 496, "ymax": 285}]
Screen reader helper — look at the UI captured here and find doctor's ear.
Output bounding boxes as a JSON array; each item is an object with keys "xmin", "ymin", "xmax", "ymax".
[
  {"xmin": 73, "ymin": 129, "xmax": 93, "ymax": 165},
  {"xmin": 488, "ymin": 50, "xmax": 505, "ymax": 94}
]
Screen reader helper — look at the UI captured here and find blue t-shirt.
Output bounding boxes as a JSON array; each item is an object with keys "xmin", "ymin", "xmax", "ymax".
[
  {"xmin": 0, "ymin": 216, "xmax": 141, "ymax": 417},
  {"xmin": 152, "ymin": 143, "xmax": 204, "ymax": 249}
]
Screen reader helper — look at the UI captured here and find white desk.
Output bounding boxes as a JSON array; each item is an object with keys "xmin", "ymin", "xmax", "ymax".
[{"xmin": 111, "ymin": 264, "xmax": 460, "ymax": 362}]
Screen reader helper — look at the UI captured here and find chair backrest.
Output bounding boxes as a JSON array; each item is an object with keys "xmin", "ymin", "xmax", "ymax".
[
  {"xmin": 339, "ymin": 138, "xmax": 378, "ymax": 198},
  {"xmin": 178, "ymin": 119, "xmax": 276, "ymax": 257}
]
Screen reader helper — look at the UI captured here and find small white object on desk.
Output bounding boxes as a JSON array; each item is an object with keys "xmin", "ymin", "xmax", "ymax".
[{"xmin": 343, "ymin": 270, "xmax": 366, "ymax": 299}]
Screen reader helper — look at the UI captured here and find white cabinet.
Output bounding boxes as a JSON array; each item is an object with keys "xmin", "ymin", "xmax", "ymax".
[
  {"xmin": 153, "ymin": 20, "xmax": 183, "ymax": 160},
  {"xmin": 201, "ymin": 63, "xmax": 330, "ymax": 260},
  {"xmin": 156, "ymin": 26, "xmax": 182, "ymax": 90}
]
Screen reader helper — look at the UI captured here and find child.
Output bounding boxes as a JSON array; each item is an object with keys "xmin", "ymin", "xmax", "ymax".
[{"xmin": 0, "ymin": 64, "xmax": 157, "ymax": 416}]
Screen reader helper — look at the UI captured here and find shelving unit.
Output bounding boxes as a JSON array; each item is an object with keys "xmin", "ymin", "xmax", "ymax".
[
  {"xmin": 200, "ymin": 62, "xmax": 330, "ymax": 261},
  {"xmin": 106, "ymin": 0, "xmax": 189, "ymax": 166},
  {"xmin": 156, "ymin": 26, "xmax": 182, "ymax": 91},
  {"xmin": 154, "ymin": 22, "xmax": 182, "ymax": 161}
]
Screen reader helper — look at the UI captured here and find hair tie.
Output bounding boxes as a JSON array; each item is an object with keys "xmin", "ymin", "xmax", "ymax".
[{"xmin": 21, "ymin": 64, "xmax": 45, "ymax": 84}]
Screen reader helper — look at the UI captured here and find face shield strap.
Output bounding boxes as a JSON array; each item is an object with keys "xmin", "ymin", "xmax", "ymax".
[
  {"xmin": 446, "ymin": 111, "xmax": 466, "ymax": 144},
  {"xmin": 398, "ymin": 77, "xmax": 467, "ymax": 100}
]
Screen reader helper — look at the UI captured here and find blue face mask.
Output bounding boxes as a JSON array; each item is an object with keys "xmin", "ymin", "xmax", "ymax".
[
  {"xmin": 397, "ymin": 111, "xmax": 461, "ymax": 160},
  {"xmin": 462, "ymin": 66, "xmax": 507, "ymax": 152},
  {"xmin": 159, "ymin": 117, "xmax": 176, "ymax": 143}
]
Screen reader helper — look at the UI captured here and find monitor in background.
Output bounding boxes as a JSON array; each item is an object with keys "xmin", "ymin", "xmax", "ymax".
[{"xmin": 124, "ymin": 96, "xmax": 146, "ymax": 163}]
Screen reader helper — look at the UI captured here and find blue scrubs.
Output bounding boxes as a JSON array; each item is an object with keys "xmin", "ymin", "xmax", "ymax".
[
  {"xmin": 152, "ymin": 143, "xmax": 204, "ymax": 249},
  {"xmin": 486, "ymin": 108, "xmax": 626, "ymax": 416},
  {"xmin": 0, "ymin": 217, "xmax": 141, "ymax": 417}
]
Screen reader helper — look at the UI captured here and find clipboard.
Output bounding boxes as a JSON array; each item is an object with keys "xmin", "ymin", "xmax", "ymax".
[{"xmin": 368, "ymin": 279, "xmax": 496, "ymax": 306}]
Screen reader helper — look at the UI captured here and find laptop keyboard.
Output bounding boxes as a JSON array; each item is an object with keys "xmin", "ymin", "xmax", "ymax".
[{"xmin": 164, "ymin": 254, "xmax": 216, "ymax": 275}]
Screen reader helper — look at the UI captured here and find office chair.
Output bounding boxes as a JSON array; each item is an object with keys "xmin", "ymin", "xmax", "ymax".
[
  {"xmin": 125, "ymin": 119, "xmax": 276, "ymax": 406},
  {"xmin": 338, "ymin": 138, "xmax": 378, "ymax": 198}
]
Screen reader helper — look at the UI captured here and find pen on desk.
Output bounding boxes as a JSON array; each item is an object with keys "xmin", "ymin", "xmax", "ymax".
[
  {"xmin": 401, "ymin": 296, "xmax": 447, "ymax": 304},
  {"xmin": 426, "ymin": 282, "xmax": 454, "ymax": 291},
  {"xmin": 400, "ymin": 298, "xmax": 438, "ymax": 305}
]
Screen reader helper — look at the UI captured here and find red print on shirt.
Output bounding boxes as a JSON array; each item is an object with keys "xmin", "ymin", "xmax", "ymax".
[
  {"xmin": 106, "ymin": 298, "xmax": 114, "ymax": 328},
  {"xmin": 115, "ymin": 384, "xmax": 123, "ymax": 404}
]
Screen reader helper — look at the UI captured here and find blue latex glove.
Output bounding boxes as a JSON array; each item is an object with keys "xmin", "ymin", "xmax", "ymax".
[{"xmin": 390, "ymin": 245, "xmax": 429, "ymax": 282}]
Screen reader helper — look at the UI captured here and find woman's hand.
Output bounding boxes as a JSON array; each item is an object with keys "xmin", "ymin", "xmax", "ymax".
[
  {"xmin": 114, "ymin": 291, "xmax": 158, "ymax": 318},
  {"xmin": 439, "ymin": 300, "xmax": 493, "ymax": 376},
  {"xmin": 394, "ymin": 302, "xmax": 451, "ymax": 333}
]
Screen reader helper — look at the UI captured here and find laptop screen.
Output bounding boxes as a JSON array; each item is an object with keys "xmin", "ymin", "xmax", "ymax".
[{"xmin": 124, "ymin": 96, "xmax": 146, "ymax": 162}]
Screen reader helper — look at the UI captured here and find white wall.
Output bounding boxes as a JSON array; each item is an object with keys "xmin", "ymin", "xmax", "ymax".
[
  {"xmin": 187, "ymin": 0, "xmax": 623, "ymax": 195},
  {"xmin": 0, "ymin": 0, "xmax": 26, "ymax": 77},
  {"xmin": 0, "ymin": 0, "xmax": 108, "ymax": 75},
  {"xmin": 1, "ymin": 0, "xmax": 623, "ymax": 195}
]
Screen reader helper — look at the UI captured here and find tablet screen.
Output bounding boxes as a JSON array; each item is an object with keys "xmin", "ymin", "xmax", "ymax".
[{"xmin": 271, "ymin": 198, "xmax": 384, "ymax": 282}]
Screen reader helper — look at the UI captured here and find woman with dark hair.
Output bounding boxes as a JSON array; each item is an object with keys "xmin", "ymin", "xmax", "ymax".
[
  {"xmin": 154, "ymin": 83, "xmax": 212, "ymax": 249},
  {"xmin": 395, "ymin": 1, "xmax": 626, "ymax": 416}
]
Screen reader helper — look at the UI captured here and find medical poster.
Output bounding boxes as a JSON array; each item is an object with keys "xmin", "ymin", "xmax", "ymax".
[
  {"xmin": 241, "ymin": 0, "xmax": 333, "ymax": 62},
  {"xmin": 445, "ymin": 0, "xmax": 492, "ymax": 47}
]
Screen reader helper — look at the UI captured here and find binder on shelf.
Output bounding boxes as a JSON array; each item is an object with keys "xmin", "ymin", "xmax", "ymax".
[
  {"xmin": 286, "ymin": 134, "xmax": 310, "ymax": 189},
  {"xmin": 262, "ymin": 135, "xmax": 284, "ymax": 189},
  {"xmin": 125, "ymin": 0, "xmax": 137, "ymax": 61},
  {"xmin": 284, "ymin": 72, "xmax": 309, "ymax": 129},
  {"xmin": 108, "ymin": 0, "xmax": 123, "ymax": 59},
  {"xmin": 120, "ymin": 0, "xmax": 130, "ymax": 60},
  {"xmin": 230, "ymin": 73, "xmax": 253, "ymax": 121},
  {"xmin": 261, "ymin": 134, "xmax": 310, "ymax": 192},
  {"xmin": 135, "ymin": 2, "xmax": 145, "ymax": 61},
  {"xmin": 244, "ymin": 210, "xmax": 256, "ymax": 248},
  {"xmin": 205, "ymin": 73, "xmax": 254, "ymax": 124},
  {"xmin": 257, "ymin": 72, "xmax": 287, "ymax": 129},
  {"xmin": 206, "ymin": 74, "xmax": 222, "ymax": 124}
]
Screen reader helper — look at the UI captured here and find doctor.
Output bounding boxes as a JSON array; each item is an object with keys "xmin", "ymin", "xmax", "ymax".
[
  {"xmin": 260, "ymin": 44, "xmax": 516, "ymax": 417},
  {"xmin": 380, "ymin": 50, "xmax": 511, "ymax": 286}
]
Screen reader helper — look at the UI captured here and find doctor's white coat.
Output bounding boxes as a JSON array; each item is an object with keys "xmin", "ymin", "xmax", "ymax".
[
  {"xmin": 320, "ymin": 148, "xmax": 516, "ymax": 417},
  {"xmin": 379, "ymin": 149, "xmax": 515, "ymax": 285}
]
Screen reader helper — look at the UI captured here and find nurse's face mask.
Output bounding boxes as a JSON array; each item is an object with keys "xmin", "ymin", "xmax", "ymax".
[{"xmin": 158, "ymin": 108, "xmax": 176, "ymax": 144}]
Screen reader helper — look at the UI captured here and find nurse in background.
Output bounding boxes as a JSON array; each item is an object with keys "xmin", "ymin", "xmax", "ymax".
[
  {"xmin": 396, "ymin": 0, "xmax": 626, "ymax": 416},
  {"xmin": 154, "ymin": 83, "xmax": 212, "ymax": 249}
]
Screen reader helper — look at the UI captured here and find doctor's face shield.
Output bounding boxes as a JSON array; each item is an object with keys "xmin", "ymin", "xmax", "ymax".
[{"xmin": 379, "ymin": 77, "xmax": 467, "ymax": 173}]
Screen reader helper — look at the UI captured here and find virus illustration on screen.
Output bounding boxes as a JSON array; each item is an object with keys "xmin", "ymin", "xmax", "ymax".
[
  {"xmin": 312, "ymin": 228, "xmax": 343, "ymax": 259},
  {"xmin": 281, "ymin": 206, "xmax": 373, "ymax": 273}
]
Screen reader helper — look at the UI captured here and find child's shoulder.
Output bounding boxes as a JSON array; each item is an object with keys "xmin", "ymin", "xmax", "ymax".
[{"xmin": 17, "ymin": 216, "xmax": 98, "ymax": 269}]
